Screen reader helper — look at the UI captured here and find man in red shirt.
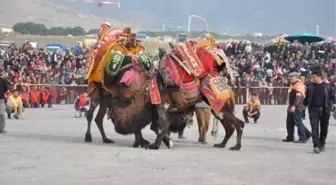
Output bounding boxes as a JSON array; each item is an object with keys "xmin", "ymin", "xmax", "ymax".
[
  {"xmin": 40, "ymin": 87, "xmax": 52, "ymax": 108},
  {"xmin": 29, "ymin": 86, "xmax": 40, "ymax": 108}
]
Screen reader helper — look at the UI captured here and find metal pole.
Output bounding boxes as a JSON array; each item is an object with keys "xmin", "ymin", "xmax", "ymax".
[{"xmin": 316, "ymin": 25, "xmax": 320, "ymax": 36}]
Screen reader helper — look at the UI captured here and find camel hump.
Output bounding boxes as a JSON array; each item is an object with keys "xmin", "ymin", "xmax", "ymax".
[{"xmin": 122, "ymin": 27, "xmax": 131, "ymax": 34}]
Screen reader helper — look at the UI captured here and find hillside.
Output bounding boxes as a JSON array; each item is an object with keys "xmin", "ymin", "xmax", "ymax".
[
  {"xmin": 0, "ymin": 0, "xmax": 113, "ymax": 30},
  {"xmin": 1, "ymin": 0, "xmax": 335, "ymax": 36}
]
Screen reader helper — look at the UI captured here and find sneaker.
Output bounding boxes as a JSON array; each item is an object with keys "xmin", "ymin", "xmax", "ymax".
[
  {"xmin": 319, "ymin": 146, "xmax": 325, "ymax": 152},
  {"xmin": 313, "ymin": 148, "xmax": 320, "ymax": 154},
  {"xmin": 282, "ymin": 138, "xmax": 294, "ymax": 142},
  {"xmin": 294, "ymin": 140, "xmax": 307, "ymax": 144}
]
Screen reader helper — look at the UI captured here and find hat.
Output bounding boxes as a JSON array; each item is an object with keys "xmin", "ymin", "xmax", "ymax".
[{"xmin": 288, "ymin": 70, "xmax": 300, "ymax": 77}]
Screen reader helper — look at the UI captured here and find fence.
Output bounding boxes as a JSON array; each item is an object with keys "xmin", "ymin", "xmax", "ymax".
[{"xmin": 14, "ymin": 84, "xmax": 290, "ymax": 105}]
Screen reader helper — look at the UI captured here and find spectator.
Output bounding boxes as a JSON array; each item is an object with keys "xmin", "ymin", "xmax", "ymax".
[
  {"xmin": 0, "ymin": 74, "xmax": 9, "ymax": 133},
  {"xmin": 40, "ymin": 86, "xmax": 53, "ymax": 108},
  {"xmin": 6, "ymin": 89, "xmax": 24, "ymax": 119},
  {"xmin": 73, "ymin": 92, "xmax": 90, "ymax": 118},
  {"xmin": 242, "ymin": 93, "xmax": 261, "ymax": 124}
]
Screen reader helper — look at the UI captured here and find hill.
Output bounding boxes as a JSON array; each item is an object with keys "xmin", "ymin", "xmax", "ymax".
[
  {"xmin": 0, "ymin": 0, "xmax": 111, "ymax": 30},
  {"xmin": 1, "ymin": 0, "xmax": 335, "ymax": 36}
]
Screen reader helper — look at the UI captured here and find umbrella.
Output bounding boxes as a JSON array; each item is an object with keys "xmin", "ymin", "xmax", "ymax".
[{"xmin": 284, "ymin": 32, "xmax": 325, "ymax": 43}]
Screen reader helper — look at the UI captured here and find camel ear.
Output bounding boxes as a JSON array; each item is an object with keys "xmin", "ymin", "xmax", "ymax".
[
  {"xmin": 122, "ymin": 27, "xmax": 131, "ymax": 34},
  {"xmin": 168, "ymin": 42, "xmax": 175, "ymax": 50}
]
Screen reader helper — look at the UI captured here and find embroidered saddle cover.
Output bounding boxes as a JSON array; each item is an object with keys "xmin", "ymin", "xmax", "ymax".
[{"xmin": 86, "ymin": 28, "xmax": 152, "ymax": 84}]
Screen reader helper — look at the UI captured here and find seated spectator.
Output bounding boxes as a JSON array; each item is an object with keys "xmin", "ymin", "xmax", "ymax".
[
  {"xmin": 243, "ymin": 93, "xmax": 261, "ymax": 124},
  {"xmin": 4, "ymin": 90, "xmax": 12, "ymax": 105},
  {"xmin": 29, "ymin": 86, "xmax": 40, "ymax": 108},
  {"xmin": 40, "ymin": 86, "xmax": 52, "ymax": 108},
  {"xmin": 73, "ymin": 92, "xmax": 90, "ymax": 118},
  {"xmin": 6, "ymin": 89, "xmax": 24, "ymax": 119},
  {"xmin": 20, "ymin": 87, "xmax": 30, "ymax": 108}
]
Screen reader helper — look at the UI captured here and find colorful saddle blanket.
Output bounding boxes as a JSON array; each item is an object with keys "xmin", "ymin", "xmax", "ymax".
[
  {"xmin": 86, "ymin": 28, "xmax": 122, "ymax": 78},
  {"xmin": 201, "ymin": 73, "xmax": 233, "ymax": 113},
  {"xmin": 86, "ymin": 40, "xmax": 152, "ymax": 84}
]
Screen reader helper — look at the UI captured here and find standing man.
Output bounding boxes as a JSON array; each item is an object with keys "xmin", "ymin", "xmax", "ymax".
[
  {"xmin": 299, "ymin": 74, "xmax": 308, "ymax": 120},
  {"xmin": 282, "ymin": 70, "xmax": 311, "ymax": 143},
  {"xmin": 0, "ymin": 74, "xmax": 9, "ymax": 133},
  {"xmin": 303, "ymin": 70, "xmax": 336, "ymax": 154}
]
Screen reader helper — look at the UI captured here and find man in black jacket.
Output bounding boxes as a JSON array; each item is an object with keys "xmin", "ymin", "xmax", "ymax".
[
  {"xmin": 0, "ymin": 75, "xmax": 9, "ymax": 133},
  {"xmin": 303, "ymin": 70, "xmax": 336, "ymax": 154}
]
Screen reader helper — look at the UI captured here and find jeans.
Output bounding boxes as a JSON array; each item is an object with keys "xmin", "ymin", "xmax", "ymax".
[
  {"xmin": 309, "ymin": 107, "xmax": 330, "ymax": 148},
  {"xmin": 242, "ymin": 109, "xmax": 260, "ymax": 123},
  {"xmin": 286, "ymin": 110, "xmax": 311, "ymax": 140},
  {"xmin": 0, "ymin": 99, "xmax": 5, "ymax": 131}
]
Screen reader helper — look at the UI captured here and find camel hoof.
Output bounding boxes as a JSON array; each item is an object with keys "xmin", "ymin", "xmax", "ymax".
[
  {"xmin": 103, "ymin": 138, "xmax": 115, "ymax": 144},
  {"xmin": 229, "ymin": 144, "xmax": 241, "ymax": 151},
  {"xmin": 178, "ymin": 135, "xmax": 186, "ymax": 139},
  {"xmin": 163, "ymin": 138, "xmax": 174, "ymax": 149},
  {"xmin": 211, "ymin": 130, "xmax": 217, "ymax": 137},
  {"xmin": 167, "ymin": 139, "xmax": 174, "ymax": 149},
  {"xmin": 214, "ymin": 143, "xmax": 226, "ymax": 148},
  {"xmin": 145, "ymin": 143, "xmax": 159, "ymax": 150},
  {"xmin": 84, "ymin": 134, "xmax": 92, "ymax": 143},
  {"xmin": 133, "ymin": 139, "xmax": 150, "ymax": 148},
  {"xmin": 199, "ymin": 141, "xmax": 207, "ymax": 145}
]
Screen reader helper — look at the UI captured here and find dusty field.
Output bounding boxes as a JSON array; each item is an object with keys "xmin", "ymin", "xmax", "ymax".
[
  {"xmin": 0, "ymin": 105, "xmax": 335, "ymax": 185},
  {"xmin": 0, "ymin": 34, "xmax": 169, "ymax": 56}
]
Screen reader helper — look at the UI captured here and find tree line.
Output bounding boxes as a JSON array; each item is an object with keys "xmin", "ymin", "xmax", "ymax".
[
  {"xmin": 12, "ymin": 22, "xmax": 274, "ymax": 41},
  {"xmin": 12, "ymin": 22, "xmax": 94, "ymax": 36}
]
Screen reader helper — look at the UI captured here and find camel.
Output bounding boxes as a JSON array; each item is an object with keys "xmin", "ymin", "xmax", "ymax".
[
  {"xmin": 144, "ymin": 41, "xmax": 245, "ymax": 150},
  {"xmin": 84, "ymin": 27, "xmax": 153, "ymax": 148}
]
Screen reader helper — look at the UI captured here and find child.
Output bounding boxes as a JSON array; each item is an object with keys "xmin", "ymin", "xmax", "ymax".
[{"xmin": 73, "ymin": 92, "xmax": 90, "ymax": 118}]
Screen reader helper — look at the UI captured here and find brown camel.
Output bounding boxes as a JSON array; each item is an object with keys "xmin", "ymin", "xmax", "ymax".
[
  {"xmin": 84, "ymin": 27, "xmax": 154, "ymax": 148},
  {"xmin": 145, "ymin": 42, "xmax": 245, "ymax": 151}
]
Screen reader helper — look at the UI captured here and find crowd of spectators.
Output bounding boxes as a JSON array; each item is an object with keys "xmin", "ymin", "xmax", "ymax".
[
  {"xmin": 220, "ymin": 41, "xmax": 336, "ymax": 87},
  {"xmin": 0, "ymin": 40, "xmax": 335, "ymax": 105},
  {"xmin": 0, "ymin": 45, "xmax": 89, "ymax": 86},
  {"xmin": 219, "ymin": 40, "xmax": 335, "ymax": 104}
]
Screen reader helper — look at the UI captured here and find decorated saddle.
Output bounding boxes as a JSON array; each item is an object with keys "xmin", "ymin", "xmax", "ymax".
[
  {"xmin": 149, "ymin": 40, "xmax": 234, "ymax": 113},
  {"xmin": 86, "ymin": 27, "xmax": 152, "ymax": 86}
]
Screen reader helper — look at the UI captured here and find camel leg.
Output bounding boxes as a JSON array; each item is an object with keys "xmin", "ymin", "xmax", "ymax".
[
  {"xmin": 214, "ymin": 117, "xmax": 234, "ymax": 148},
  {"xmin": 150, "ymin": 108, "xmax": 173, "ymax": 149},
  {"xmin": 228, "ymin": 114, "xmax": 245, "ymax": 151},
  {"xmin": 145, "ymin": 103, "xmax": 172, "ymax": 150},
  {"xmin": 84, "ymin": 102, "xmax": 97, "ymax": 142},
  {"xmin": 95, "ymin": 99, "xmax": 114, "ymax": 144},
  {"xmin": 196, "ymin": 108, "xmax": 211, "ymax": 144},
  {"xmin": 133, "ymin": 131, "xmax": 150, "ymax": 148}
]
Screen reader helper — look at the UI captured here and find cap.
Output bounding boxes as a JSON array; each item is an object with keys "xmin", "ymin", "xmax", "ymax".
[{"xmin": 288, "ymin": 70, "xmax": 300, "ymax": 77}]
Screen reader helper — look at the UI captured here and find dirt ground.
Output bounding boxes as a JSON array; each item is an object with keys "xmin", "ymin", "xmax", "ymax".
[{"xmin": 0, "ymin": 105, "xmax": 335, "ymax": 185}]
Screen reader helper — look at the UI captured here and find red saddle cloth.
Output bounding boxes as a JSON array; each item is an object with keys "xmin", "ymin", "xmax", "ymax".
[{"xmin": 164, "ymin": 56, "xmax": 194, "ymax": 85}]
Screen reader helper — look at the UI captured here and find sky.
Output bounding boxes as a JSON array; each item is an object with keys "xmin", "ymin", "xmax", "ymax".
[{"xmin": 56, "ymin": 0, "xmax": 336, "ymax": 36}]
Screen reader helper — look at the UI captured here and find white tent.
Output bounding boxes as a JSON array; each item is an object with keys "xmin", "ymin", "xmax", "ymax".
[{"xmin": 267, "ymin": 33, "xmax": 289, "ymax": 43}]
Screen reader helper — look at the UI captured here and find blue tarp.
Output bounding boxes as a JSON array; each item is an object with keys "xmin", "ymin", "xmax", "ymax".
[
  {"xmin": 47, "ymin": 42, "xmax": 68, "ymax": 50},
  {"xmin": 136, "ymin": 33, "xmax": 147, "ymax": 39}
]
